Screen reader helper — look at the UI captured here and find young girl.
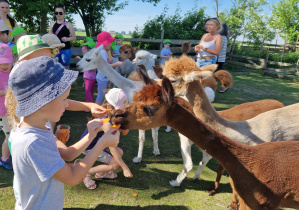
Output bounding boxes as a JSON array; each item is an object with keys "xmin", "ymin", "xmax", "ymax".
[
  {"xmin": 94, "ymin": 32, "xmax": 123, "ymax": 104},
  {"xmin": 80, "ymin": 88, "xmax": 133, "ymax": 189},
  {"xmin": 76, "ymin": 37, "xmax": 97, "ymax": 104},
  {"xmin": 0, "ymin": 43, "xmax": 12, "ymax": 169},
  {"xmin": 9, "ymin": 56, "xmax": 120, "ymax": 209}
]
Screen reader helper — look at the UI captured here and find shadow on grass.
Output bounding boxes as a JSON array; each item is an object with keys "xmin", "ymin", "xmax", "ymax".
[{"xmin": 64, "ymin": 204, "xmax": 188, "ymax": 209}]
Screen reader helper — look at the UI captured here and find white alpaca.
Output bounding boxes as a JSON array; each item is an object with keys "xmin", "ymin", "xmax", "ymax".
[{"xmin": 77, "ymin": 46, "xmax": 160, "ymax": 163}]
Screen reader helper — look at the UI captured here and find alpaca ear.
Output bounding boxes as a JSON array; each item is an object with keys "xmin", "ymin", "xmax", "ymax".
[
  {"xmin": 137, "ymin": 68, "xmax": 156, "ymax": 85},
  {"xmin": 184, "ymin": 70, "xmax": 213, "ymax": 83},
  {"xmin": 151, "ymin": 54, "xmax": 158, "ymax": 60},
  {"xmin": 161, "ymin": 77, "xmax": 175, "ymax": 106}
]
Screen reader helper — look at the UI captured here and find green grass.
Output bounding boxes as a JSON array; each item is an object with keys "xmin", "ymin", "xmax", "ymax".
[{"xmin": 1, "ymin": 64, "xmax": 298, "ymax": 209}]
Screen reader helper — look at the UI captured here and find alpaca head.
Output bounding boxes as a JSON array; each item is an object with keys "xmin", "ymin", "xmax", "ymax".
[
  {"xmin": 133, "ymin": 50, "xmax": 157, "ymax": 67},
  {"xmin": 162, "ymin": 55, "xmax": 215, "ymax": 96},
  {"xmin": 111, "ymin": 75, "xmax": 175, "ymax": 130},
  {"xmin": 76, "ymin": 45, "xmax": 104, "ymax": 72},
  {"xmin": 119, "ymin": 44, "xmax": 136, "ymax": 61}
]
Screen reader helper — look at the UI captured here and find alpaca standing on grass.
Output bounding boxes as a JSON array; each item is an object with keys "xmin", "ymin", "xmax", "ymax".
[{"xmin": 111, "ymin": 77, "xmax": 299, "ymax": 210}]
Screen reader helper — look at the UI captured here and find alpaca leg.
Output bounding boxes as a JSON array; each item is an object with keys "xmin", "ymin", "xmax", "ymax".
[
  {"xmin": 206, "ymin": 163, "xmax": 225, "ymax": 196},
  {"xmin": 193, "ymin": 151, "xmax": 212, "ymax": 180},
  {"xmin": 151, "ymin": 127, "xmax": 160, "ymax": 156},
  {"xmin": 169, "ymin": 134, "xmax": 193, "ymax": 187},
  {"xmin": 227, "ymin": 176, "xmax": 240, "ymax": 210},
  {"xmin": 132, "ymin": 129, "xmax": 145, "ymax": 163}
]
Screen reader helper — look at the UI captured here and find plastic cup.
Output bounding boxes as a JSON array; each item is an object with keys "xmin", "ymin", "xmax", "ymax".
[{"xmin": 58, "ymin": 124, "xmax": 70, "ymax": 144}]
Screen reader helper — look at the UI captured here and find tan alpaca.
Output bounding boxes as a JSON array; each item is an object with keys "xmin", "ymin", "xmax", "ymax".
[{"xmin": 111, "ymin": 78, "xmax": 299, "ymax": 210}]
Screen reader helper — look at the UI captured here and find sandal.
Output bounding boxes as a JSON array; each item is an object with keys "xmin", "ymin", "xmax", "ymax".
[
  {"xmin": 95, "ymin": 171, "xmax": 117, "ymax": 179},
  {"xmin": 219, "ymin": 88, "xmax": 229, "ymax": 93},
  {"xmin": 83, "ymin": 174, "xmax": 97, "ymax": 190}
]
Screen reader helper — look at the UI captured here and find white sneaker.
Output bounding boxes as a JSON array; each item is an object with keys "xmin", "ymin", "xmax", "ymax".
[{"xmin": 165, "ymin": 126, "xmax": 171, "ymax": 132}]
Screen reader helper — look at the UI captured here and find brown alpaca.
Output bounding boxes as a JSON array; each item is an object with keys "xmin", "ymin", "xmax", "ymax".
[
  {"xmin": 112, "ymin": 78, "xmax": 299, "ymax": 210},
  {"xmin": 119, "ymin": 44, "xmax": 139, "ymax": 61}
]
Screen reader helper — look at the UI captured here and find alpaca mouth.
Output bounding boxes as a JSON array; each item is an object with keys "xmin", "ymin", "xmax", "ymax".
[{"xmin": 111, "ymin": 110, "xmax": 129, "ymax": 130}]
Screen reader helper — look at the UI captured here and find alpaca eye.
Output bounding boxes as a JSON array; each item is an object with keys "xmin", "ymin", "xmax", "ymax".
[
  {"xmin": 143, "ymin": 106, "xmax": 157, "ymax": 117},
  {"xmin": 86, "ymin": 58, "xmax": 91, "ymax": 62}
]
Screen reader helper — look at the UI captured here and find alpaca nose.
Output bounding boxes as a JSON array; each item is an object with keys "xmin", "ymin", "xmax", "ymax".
[{"xmin": 113, "ymin": 109, "xmax": 128, "ymax": 119}]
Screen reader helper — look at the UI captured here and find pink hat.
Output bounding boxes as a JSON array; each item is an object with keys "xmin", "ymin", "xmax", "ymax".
[
  {"xmin": 95, "ymin": 32, "xmax": 115, "ymax": 48},
  {"xmin": 105, "ymin": 88, "xmax": 127, "ymax": 109},
  {"xmin": 0, "ymin": 43, "xmax": 13, "ymax": 64}
]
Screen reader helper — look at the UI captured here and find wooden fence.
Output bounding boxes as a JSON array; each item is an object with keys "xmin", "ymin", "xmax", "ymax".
[{"xmin": 70, "ymin": 36, "xmax": 299, "ymax": 81}]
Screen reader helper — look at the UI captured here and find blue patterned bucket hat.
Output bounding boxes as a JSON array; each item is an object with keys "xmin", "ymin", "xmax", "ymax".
[{"xmin": 8, "ymin": 56, "xmax": 78, "ymax": 117}]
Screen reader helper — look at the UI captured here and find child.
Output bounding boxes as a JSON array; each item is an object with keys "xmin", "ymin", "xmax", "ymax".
[
  {"xmin": 0, "ymin": 20, "xmax": 12, "ymax": 43},
  {"xmin": 7, "ymin": 27, "xmax": 26, "ymax": 54},
  {"xmin": 112, "ymin": 34, "xmax": 124, "ymax": 63},
  {"xmin": 9, "ymin": 56, "xmax": 120, "ymax": 209},
  {"xmin": 80, "ymin": 88, "xmax": 133, "ymax": 189},
  {"xmin": 76, "ymin": 37, "xmax": 97, "ymax": 104},
  {"xmin": 160, "ymin": 39, "xmax": 173, "ymax": 64},
  {"xmin": 0, "ymin": 43, "xmax": 13, "ymax": 169},
  {"xmin": 94, "ymin": 32, "xmax": 123, "ymax": 104}
]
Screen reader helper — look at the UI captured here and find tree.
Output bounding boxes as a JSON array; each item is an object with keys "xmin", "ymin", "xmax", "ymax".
[{"xmin": 270, "ymin": 0, "xmax": 299, "ymax": 44}]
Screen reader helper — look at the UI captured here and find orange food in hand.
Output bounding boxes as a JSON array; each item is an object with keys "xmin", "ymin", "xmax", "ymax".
[
  {"xmin": 122, "ymin": 129, "xmax": 129, "ymax": 135},
  {"xmin": 102, "ymin": 118, "xmax": 110, "ymax": 123},
  {"xmin": 105, "ymin": 108, "xmax": 112, "ymax": 112},
  {"xmin": 58, "ymin": 129, "xmax": 70, "ymax": 144},
  {"xmin": 112, "ymin": 124, "xmax": 121, "ymax": 129}
]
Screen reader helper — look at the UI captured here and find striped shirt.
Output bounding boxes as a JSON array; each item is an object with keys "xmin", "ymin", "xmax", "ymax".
[{"xmin": 218, "ymin": 36, "xmax": 228, "ymax": 62}]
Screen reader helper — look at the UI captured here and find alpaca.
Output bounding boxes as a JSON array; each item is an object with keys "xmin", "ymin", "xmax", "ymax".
[
  {"xmin": 161, "ymin": 55, "xmax": 299, "ymax": 208},
  {"xmin": 111, "ymin": 77, "xmax": 299, "ymax": 210}
]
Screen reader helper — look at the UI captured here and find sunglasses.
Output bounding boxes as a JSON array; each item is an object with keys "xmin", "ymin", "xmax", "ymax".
[{"xmin": 55, "ymin": 12, "xmax": 64, "ymax": 15}]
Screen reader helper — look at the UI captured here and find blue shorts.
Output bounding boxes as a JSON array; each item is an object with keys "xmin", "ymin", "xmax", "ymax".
[
  {"xmin": 55, "ymin": 48, "xmax": 72, "ymax": 67},
  {"xmin": 196, "ymin": 57, "xmax": 217, "ymax": 68}
]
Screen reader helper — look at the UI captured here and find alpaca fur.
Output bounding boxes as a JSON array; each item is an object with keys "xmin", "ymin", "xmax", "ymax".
[{"xmin": 111, "ymin": 78, "xmax": 299, "ymax": 210}]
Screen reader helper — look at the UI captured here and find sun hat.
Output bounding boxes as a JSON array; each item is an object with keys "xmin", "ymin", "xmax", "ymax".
[
  {"xmin": 82, "ymin": 37, "xmax": 96, "ymax": 48},
  {"xmin": 95, "ymin": 32, "xmax": 116, "ymax": 49},
  {"xmin": 105, "ymin": 88, "xmax": 127, "ymax": 109},
  {"xmin": 16, "ymin": 34, "xmax": 56, "ymax": 61},
  {"xmin": 10, "ymin": 27, "xmax": 26, "ymax": 41},
  {"xmin": 115, "ymin": 34, "xmax": 124, "ymax": 40},
  {"xmin": 0, "ymin": 20, "xmax": 12, "ymax": 32},
  {"xmin": 0, "ymin": 43, "xmax": 13, "ymax": 64},
  {"xmin": 163, "ymin": 39, "xmax": 172, "ymax": 44},
  {"xmin": 8, "ymin": 56, "xmax": 78, "ymax": 117},
  {"xmin": 42, "ymin": 34, "xmax": 65, "ymax": 49}
]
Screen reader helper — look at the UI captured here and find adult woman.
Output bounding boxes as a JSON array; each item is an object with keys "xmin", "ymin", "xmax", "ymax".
[
  {"xmin": 195, "ymin": 17, "xmax": 222, "ymax": 68},
  {"xmin": 48, "ymin": 3, "xmax": 76, "ymax": 69},
  {"xmin": 0, "ymin": 0, "xmax": 17, "ymax": 41}
]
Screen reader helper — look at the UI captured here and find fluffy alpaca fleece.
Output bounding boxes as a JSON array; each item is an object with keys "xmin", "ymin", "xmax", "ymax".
[{"xmin": 111, "ymin": 78, "xmax": 299, "ymax": 210}]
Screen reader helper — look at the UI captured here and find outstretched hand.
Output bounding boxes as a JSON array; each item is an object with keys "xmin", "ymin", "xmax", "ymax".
[
  {"xmin": 87, "ymin": 119, "xmax": 103, "ymax": 139},
  {"xmin": 88, "ymin": 103, "xmax": 110, "ymax": 118}
]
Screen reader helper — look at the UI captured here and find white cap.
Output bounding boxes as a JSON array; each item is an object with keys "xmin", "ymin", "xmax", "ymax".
[{"xmin": 105, "ymin": 88, "xmax": 127, "ymax": 109}]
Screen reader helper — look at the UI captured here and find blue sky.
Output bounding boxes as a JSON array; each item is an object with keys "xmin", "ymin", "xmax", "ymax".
[{"xmin": 73, "ymin": 0, "xmax": 283, "ymax": 43}]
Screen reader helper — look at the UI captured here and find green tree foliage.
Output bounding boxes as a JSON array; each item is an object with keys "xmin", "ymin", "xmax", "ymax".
[
  {"xmin": 270, "ymin": 0, "xmax": 299, "ymax": 44},
  {"xmin": 132, "ymin": 6, "xmax": 207, "ymax": 49}
]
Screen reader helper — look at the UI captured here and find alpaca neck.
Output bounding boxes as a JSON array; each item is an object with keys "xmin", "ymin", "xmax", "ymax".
[
  {"xmin": 142, "ymin": 62, "xmax": 158, "ymax": 79},
  {"xmin": 166, "ymin": 102, "xmax": 248, "ymax": 171},
  {"xmin": 96, "ymin": 53, "xmax": 144, "ymax": 102}
]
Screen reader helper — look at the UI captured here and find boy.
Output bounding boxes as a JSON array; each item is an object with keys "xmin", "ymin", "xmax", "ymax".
[
  {"xmin": 9, "ymin": 56, "xmax": 120, "ymax": 209},
  {"xmin": 112, "ymin": 34, "xmax": 124, "ymax": 63},
  {"xmin": 0, "ymin": 20, "xmax": 12, "ymax": 43},
  {"xmin": 160, "ymin": 39, "xmax": 173, "ymax": 64}
]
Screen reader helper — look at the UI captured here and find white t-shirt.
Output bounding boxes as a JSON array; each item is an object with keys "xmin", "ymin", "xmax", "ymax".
[{"xmin": 96, "ymin": 48, "xmax": 110, "ymax": 81}]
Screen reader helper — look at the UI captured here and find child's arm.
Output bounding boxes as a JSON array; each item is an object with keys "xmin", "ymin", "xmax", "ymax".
[
  {"xmin": 110, "ymin": 61, "xmax": 123, "ymax": 69},
  {"xmin": 52, "ymin": 126, "xmax": 120, "ymax": 186},
  {"xmin": 109, "ymin": 147, "xmax": 133, "ymax": 178},
  {"xmin": 66, "ymin": 99, "xmax": 108, "ymax": 118}
]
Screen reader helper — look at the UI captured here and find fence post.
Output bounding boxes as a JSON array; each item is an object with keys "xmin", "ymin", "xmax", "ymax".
[
  {"xmin": 159, "ymin": 28, "xmax": 164, "ymax": 51},
  {"xmin": 281, "ymin": 37, "xmax": 287, "ymax": 62},
  {"xmin": 260, "ymin": 34, "xmax": 265, "ymax": 53}
]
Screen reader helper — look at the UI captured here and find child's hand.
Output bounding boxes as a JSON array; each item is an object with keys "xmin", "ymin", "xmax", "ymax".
[
  {"xmin": 115, "ymin": 61, "xmax": 123, "ymax": 67},
  {"xmin": 87, "ymin": 119, "xmax": 103, "ymax": 139},
  {"xmin": 100, "ymin": 128, "xmax": 120, "ymax": 148},
  {"xmin": 75, "ymin": 56, "xmax": 81, "ymax": 60},
  {"xmin": 123, "ymin": 168, "xmax": 133, "ymax": 178},
  {"xmin": 88, "ymin": 103, "xmax": 109, "ymax": 118}
]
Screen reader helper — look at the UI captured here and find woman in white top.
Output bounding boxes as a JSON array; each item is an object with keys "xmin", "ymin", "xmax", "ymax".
[{"xmin": 195, "ymin": 17, "xmax": 222, "ymax": 68}]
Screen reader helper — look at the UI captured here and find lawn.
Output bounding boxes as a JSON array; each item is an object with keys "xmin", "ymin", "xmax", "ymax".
[{"xmin": 1, "ymin": 64, "xmax": 298, "ymax": 209}]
